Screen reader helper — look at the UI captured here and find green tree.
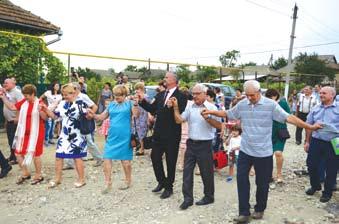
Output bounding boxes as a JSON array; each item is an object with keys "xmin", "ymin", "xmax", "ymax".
[
  {"xmin": 75, "ymin": 67, "xmax": 101, "ymax": 81},
  {"xmin": 241, "ymin": 62, "xmax": 257, "ymax": 67},
  {"xmin": 271, "ymin": 57, "xmax": 288, "ymax": 70},
  {"xmin": 124, "ymin": 65, "xmax": 138, "ymax": 72},
  {"xmin": 219, "ymin": 50, "xmax": 240, "ymax": 67},
  {"xmin": 196, "ymin": 66, "xmax": 218, "ymax": 82},
  {"xmin": 137, "ymin": 66, "xmax": 150, "ymax": 81},
  {"xmin": 0, "ymin": 32, "xmax": 66, "ymax": 84},
  {"xmin": 295, "ymin": 52, "xmax": 335, "ymax": 85},
  {"xmin": 108, "ymin": 67, "xmax": 115, "ymax": 75},
  {"xmin": 176, "ymin": 65, "xmax": 191, "ymax": 83}
]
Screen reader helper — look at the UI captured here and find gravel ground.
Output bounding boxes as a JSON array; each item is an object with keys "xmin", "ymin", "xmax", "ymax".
[{"xmin": 0, "ymin": 125, "xmax": 338, "ymax": 224}]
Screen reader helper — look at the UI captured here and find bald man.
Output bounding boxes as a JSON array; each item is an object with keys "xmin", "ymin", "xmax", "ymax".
[
  {"xmin": 1, "ymin": 78, "xmax": 23, "ymax": 164},
  {"xmin": 304, "ymin": 86, "xmax": 339, "ymax": 203}
]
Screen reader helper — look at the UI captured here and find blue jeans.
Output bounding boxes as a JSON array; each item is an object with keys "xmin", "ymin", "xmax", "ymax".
[
  {"xmin": 237, "ymin": 151, "xmax": 273, "ymax": 216},
  {"xmin": 45, "ymin": 119, "xmax": 55, "ymax": 142},
  {"xmin": 307, "ymin": 137, "xmax": 339, "ymax": 197}
]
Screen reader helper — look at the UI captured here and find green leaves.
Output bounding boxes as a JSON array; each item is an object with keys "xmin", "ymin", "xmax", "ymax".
[{"xmin": 0, "ymin": 32, "xmax": 66, "ymax": 84}]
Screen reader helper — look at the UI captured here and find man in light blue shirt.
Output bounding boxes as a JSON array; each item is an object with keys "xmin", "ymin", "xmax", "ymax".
[
  {"xmin": 169, "ymin": 84, "xmax": 222, "ymax": 210},
  {"xmin": 305, "ymin": 86, "xmax": 339, "ymax": 203},
  {"xmin": 203, "ymin": 80, "xmax": 322, "ymax": 223}
]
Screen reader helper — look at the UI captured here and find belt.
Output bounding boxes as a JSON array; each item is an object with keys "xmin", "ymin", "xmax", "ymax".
[{"xmin": 188, "ymin": 139, "xmax": 212, "ymax": 144}]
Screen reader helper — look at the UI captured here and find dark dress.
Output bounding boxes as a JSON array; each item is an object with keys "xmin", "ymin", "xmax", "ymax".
[{"xmin": 272, "ymin": 98, "xmax": 291, "ymax": 152}]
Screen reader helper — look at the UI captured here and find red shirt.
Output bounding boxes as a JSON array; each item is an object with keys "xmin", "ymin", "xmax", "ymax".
[{"xmin": 15, "ymin": 99, "xmax": 45, "ymax": 156}]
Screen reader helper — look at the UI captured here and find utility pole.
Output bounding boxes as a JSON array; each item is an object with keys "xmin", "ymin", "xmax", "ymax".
[{"xmin": 284, "ymin": 4, "xmax": 298, "ymax": 99}]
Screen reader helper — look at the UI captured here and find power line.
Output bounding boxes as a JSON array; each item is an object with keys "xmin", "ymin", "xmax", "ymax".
[
  {"xmin": 243, "ymin": 0, "xmax": 290, "ymax": 17},
  {"xmin": 168, "ymin": 41, "xmax": 339, "ymax": 61}
]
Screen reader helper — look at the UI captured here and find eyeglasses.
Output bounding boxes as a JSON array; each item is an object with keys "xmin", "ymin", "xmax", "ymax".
[{"xmin": 192, "ymin": 92, "xmax": 202, "ymax": 96}]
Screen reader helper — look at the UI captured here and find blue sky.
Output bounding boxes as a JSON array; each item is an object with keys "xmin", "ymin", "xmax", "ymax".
[{"xmin": 11, "ymin": 0, "xmax": 339, "ymax": 71}]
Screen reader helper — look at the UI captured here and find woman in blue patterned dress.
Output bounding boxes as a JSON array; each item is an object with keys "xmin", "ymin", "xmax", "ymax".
[
  {"xmin": 132, "ymin": 82, "xmax": 149, "ymax": 156},
  {"xmin": 42, "ymin": 84, "xmax": 87, "ymax": 188},
  {"xmin": 89, "ymin": 85, "xmax": 139, "ymax": 193}
]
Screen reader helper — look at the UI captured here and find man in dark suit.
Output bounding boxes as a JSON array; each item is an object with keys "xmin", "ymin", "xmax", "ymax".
[{"xmin": 137, "ymin": 71, "xmax": 187, "ymax": 199}]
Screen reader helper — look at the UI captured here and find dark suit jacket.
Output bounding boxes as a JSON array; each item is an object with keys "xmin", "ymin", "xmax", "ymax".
[{"xmin": 140, "ymin": 88, "xmax": 187, "ymax": 143}]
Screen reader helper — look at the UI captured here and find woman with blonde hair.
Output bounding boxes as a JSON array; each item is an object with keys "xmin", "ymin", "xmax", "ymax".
[
  {"xmin": 0, "ymin": 84, "xmax": 47, "ymax": 185},
  {"xmin": 41, "ymin": 84, "xmax": 88, "ymax": 188},
  {"xmin": 88, "ymin": 85, "xmax": 139, "ymax": 193}
]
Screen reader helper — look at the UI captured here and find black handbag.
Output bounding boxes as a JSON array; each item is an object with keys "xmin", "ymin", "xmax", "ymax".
[
  {"xmin": 278, "ymin": 128, "xmax": 290, "ymax": 141},
  {"xmin": 77, "ymin": 104, "xmax": 95, "ymax": 135},
  {"xmin": 131, "ymin": 117, "xmax": 140, "ymax": 148}
]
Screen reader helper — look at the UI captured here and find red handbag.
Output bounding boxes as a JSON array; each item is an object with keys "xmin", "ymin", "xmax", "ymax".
[{"xmin": 213, "ymin": 150, "xmax": 228, "ymax": 169}]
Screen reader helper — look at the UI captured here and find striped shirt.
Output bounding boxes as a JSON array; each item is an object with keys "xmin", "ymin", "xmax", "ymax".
[{"xmin": 227, "ymin": 96, "xmax": 289, "ymax": 157}]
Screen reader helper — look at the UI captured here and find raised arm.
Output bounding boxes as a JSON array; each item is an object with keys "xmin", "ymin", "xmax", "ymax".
[
  {"xmin": 40, "ymin": 104, "xmax": 58, "ymax": 120},
  {"xmin": 169, "ymin": 97, "xmax": 184, "ymax": 124},
  {"xmin": 0, "ymin": 95, "xmax": 17, "ymax": 111},
  {"xmin": 286, "ymin": 115, "xmax": 322, "ymax": 131},
  {"xmin": 201, "ymin": 109, "xmax": 227, "ymax": 118}
]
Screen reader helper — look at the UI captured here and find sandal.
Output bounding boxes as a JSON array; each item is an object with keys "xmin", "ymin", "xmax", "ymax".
[
  {"xmin": 31, "ymin": 177, "xmax": 44, "ymax": 185},
  {"xmin": 16, "ymin": 175, "xmax": 31, "ymax": 185},
  {"xmin": 118, "ymin": 182, "xmax": 131, "ymax": 190},
  {"xmin": 48, "ymin": 180, "xmax": 61, "ymax": 189},
  {"xmin": 101, "ymin": 184, "xmax": 112, "ymax": 194},
  {"xmin": 74, "ymin": 182, "xmax": 86, "ymax": 188}
]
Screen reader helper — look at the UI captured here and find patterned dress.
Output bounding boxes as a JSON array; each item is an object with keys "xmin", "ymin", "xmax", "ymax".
[
  {"xmin": 54, "ymin": 100, "xmax": 87, "ymax": 158},
  {"xmin": 132, "ymin": 107, "xmax": 148, "ymax": 139}
]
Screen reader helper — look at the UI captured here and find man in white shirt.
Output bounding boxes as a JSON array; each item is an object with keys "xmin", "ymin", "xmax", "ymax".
[{"xmin": 295, "ymin": 86, "xmax": 318, "ymax": 145}]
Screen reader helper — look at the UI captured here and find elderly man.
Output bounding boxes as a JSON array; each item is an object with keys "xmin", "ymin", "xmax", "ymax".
[
  {"xmin": 295, "ymin": 85, "xmax": 318, "ymax": 145},
  {"xmin": 169, "ymin": 84, "xmax": 222, "ymax": 210},
  {"xmin": 304, "ymin": 86, "xmax": 339, "ymax": 203},
  {"xmin": 1, "ymin": 78, "xmax": 24, "ymax": 164},
  {"xmin": 202, "ymin": 80, "xmax": 322, "ymax": 223},
  {"xmin": 137, "ymin": 71, "xmax": 187, "ymax": 199}
]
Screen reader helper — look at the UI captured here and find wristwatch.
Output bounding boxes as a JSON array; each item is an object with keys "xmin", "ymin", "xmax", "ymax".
[{"xmin": 206, "ymin": 114, "xmax": 212, "ymax": 120}]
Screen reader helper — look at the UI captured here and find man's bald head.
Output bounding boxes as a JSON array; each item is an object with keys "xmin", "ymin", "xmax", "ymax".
[
  {"xmin": 4, "ymin": 78, "xmax": 15, "ymax": 91},
  {"xmin": 319, "ymin": 86, "xmax": 336, "ymax": 105}
]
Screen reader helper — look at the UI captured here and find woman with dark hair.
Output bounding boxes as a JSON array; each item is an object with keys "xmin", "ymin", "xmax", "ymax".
[
  {"xmin": 41, "ymin": 81, "xmax": 62, "ymax": 146},
  {"xmin": 97, "ymin": 82, "xmax": 113, "ymax": 114},
  {"xmin": 0, "ymin": 84, "xmax": 47, "ymax": 185},
  {"xmin": 265, "ymin": 89, "xmax": 291, "ymax": 183}
]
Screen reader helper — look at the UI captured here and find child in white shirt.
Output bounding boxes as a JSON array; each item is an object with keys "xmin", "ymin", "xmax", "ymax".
[{"xmin": 225, "ymin": 125, "xmax": 242, "ymax": 182}]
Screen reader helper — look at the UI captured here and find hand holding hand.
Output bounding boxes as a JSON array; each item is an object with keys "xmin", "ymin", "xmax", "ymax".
[
  {"xmin": 310, "ymin": 123, "xmax": 323, "ymax": 131},
  {"xmin": 39, "ymin": 104, "xmax": 48, "ymax": 112},
  {"xmin": 86, "ymin": 109, "xmax": 95, "ymax": 119},
  {"xmin": 304, "ymin": 142, "xmax": 309, "ymax": 153},
  {"xmin": 166, "ymin": 98, "xmax": 173, "ymax": 108}
]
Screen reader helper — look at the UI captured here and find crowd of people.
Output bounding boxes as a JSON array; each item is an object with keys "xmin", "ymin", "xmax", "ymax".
[{"xmin": 0, "ymin": 73, "xmax": 338, "ymax": 223}]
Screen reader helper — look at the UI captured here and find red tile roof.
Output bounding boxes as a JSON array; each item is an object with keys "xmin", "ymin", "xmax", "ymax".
[{"xmin": 0, "ymin": 0, "xmax": 60, "ymax": 35}]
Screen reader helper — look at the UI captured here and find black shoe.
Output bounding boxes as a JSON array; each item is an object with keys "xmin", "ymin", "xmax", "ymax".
[
  {"xmin": 179, "ymin": 201, "xmax": 193, "ymax": 210},
  {"xmin": 195, "ymin": 197, "xmax": 214, "ymax": 206},
  {"xmin": 296, "ymin": 141, "xmax": 301, "ymax": 145},
  {"xmin": 0, "ymin": 166, "xmax": 12, "ymax": 178},
  {"xmin": 160, "ymin": 189, "xmax": 173, "ymax": 199},
  {"xmin": 332, "ymin": 184, "xmax": 337, "ymax": 191},
  {"xmin": 252, "ymin": 211, "xmax": 264, "ymax": 219},
  {"xmin": 152, "ymin": 183, "xmax": 164, "ymax": 193},
  {"xmin": 305, "ymin": 187, "xmax": 321, "ymax": 196},
  {"xmin": 320, "ymin": 195, "xmax": 331, "ymax": 203}
]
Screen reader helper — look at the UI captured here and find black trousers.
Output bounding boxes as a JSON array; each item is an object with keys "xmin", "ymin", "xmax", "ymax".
[
  {"xmin": 6, "ymin": 121, "xmax": 17, "ymax": 161},
  {"xmin": 0, "ymin": 150, "xmax": 9, "ymax": 169},
  {"xmin": 182, "ymin": 139, "xmax": 214, "ymax": 203},
  {"xmin": 237, "ymin": 151, "xmax": 273, "ymax": 216},
  {"xmin": 307, "ymin": 137, "xmax": 339, "ymax": 197},
  {"xmin": 151, "ymin": 138, "xmax": 180, "ymax": 190},
  {"xmin": 295, "ymin": 112, "xmax": 308, "ymax": 143}
]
